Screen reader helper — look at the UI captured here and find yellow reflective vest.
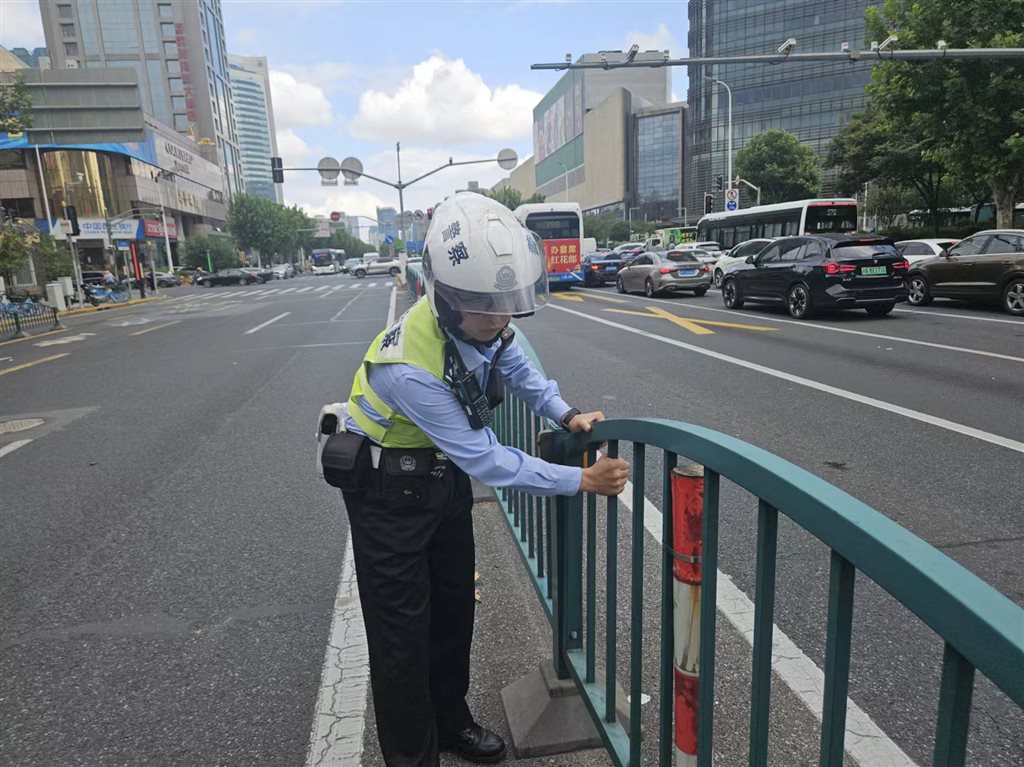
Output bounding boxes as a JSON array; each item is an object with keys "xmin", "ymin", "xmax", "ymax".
[{"xmin": 347, "ymin": 297, "xmax": 446, "ymax": 448}]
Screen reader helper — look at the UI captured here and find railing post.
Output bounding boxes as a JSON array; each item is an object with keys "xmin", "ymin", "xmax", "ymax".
[
  {"xmin": 552, "ymin": 433, "xmax": 584, "ymax": 679},
  {"xmin": 51, "ymin": 306, "xmax": 66, "ymax": 330},
  {"xmin": 13, "ymin": 313, "xmax": 27, "ymax": 339}
]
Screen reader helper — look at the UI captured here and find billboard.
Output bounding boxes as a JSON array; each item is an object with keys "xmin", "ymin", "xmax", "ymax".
[{"xmin": 534, "ymin": 71, "xmax": 584, "ymax": 163}]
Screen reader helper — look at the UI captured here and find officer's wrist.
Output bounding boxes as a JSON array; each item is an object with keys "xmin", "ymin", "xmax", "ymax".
[{"xmin": 560, "ymin": 407, "xmax": 581, "ymax": 431}]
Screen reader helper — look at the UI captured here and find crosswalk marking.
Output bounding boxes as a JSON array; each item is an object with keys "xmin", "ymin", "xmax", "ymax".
[
  {"xmin": 367, "ymin": 282, "xmax": 377, "ymax": 288},
  {"xmin": 315, "ymin": 286, "xmax": 330, "ymax": 292},
  {"xmin": 295, "ymin": 286, "xmax": 314, "ymax": 293},
  {"xmin": 278, "ymin": 287, "xmax": 298, "ymax": 294}
]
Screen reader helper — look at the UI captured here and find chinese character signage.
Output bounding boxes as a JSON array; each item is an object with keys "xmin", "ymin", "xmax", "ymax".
[{"xmin": 542, "ymin": 238, "xmax": 581, "ymax": 273}]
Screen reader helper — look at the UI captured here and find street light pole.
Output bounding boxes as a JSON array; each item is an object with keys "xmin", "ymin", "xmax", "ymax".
[
  {"xmin": 396, "ymin": 142, "xmax": 405, "ymax": 265},
  {"xmin": 705, "ymin": 75, "xmax": 733, "ymax": 194}
]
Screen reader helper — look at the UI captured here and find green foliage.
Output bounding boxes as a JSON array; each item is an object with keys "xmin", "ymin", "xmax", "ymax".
[
  {"xmin": 865, "ymin": 185, "xmax": 919, "ymax": 230},
  {"xmin": 226, "ymin": 194, "xmax": 311, "ymax": 261},
  {"xmin": 0, "ymin": 72, "xmax": 33, "ymax": 133},
  {"xmin": 861, "ymin": 0, "xmax": 1024, "ymax": 227},
  {"xmin": 583, "ymin": 213, "xmax": 631, "ymax": 246},
  {"xmin": 485, "ymin": 187, "xmax": 546, "ymax": 211},
  {"xmin": 0, "ymin": 224, "xmax": 30, "ymax": 282},
  {"xmin": 734, "ymin": 130, "xmax": 821, "ymax": 204},
  {"xmin": 182, "ymin": 235, "xmax": 240, "ymax": 271},
  {"xmin": 31, "ymin": 234, "xmax": 73, "ymax": 281},
  {"xmin": 318, "ymin": 226, "xmax": 374, "ymax": 259}
]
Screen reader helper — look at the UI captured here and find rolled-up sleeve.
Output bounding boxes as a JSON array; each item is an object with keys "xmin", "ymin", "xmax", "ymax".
[
  {"xmin": 496, "ymin": 343, "xmax": 571, "ymax": 425},
  {"xmin": 369, "ymin": 364, "xmax": 581, "ymax": 497}
]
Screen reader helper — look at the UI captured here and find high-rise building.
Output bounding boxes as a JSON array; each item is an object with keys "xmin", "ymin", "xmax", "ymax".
[
  {"xmin": 227, "ymin": 54, "xmax": 281, "ymax": 203},
  {"xmin": 10, "ymin": 47, "xmax": 51, "ymax": 69},
  {"xmin": 39, "ymin": 0, "xmax": 244, "ymax": 198},
  {"xmin": 686, "ymin": 0, "xmax": 874, "ymax": 217},
  {"xmin": 376, "ymin": 206, "xmax": 398, "ymax": 242}
]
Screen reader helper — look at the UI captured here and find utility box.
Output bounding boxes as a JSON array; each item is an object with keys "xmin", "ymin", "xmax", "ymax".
[
  {"xmin": 45, "ymin": 282, "xmax": 67, "ymax": 312},
  {"xmin": 59, "ymin": 276, "xmax": 74, "ymax": 299}
]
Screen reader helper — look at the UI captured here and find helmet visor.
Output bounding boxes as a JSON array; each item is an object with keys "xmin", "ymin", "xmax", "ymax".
[{"xmin": 432, "ymin": 231, "xmax": 551, "ymax": 316}]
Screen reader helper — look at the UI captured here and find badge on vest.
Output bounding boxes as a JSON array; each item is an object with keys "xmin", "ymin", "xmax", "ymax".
[{"xmin": 399, "ymin": 455, "xmax": 417, "ymax": 472}]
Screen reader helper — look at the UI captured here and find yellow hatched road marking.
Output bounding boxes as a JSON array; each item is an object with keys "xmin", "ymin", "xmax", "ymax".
[
  {"xmin": 603, "ymin": 306, "xmax": 778, "ymax": 336},
  {"xmin": 130, "ymin": 320, "xmax": 181, "ymax": 336},
  {"xmin": 0, "ymin": 352, "xmax": 70, "ymax": 375},
  {"xmin": 552, "ymin": 293, "xmax": 585, "ymax": 302},
  {"xmin": 577, "ymin": 292, "xmax": 627, "ymax": 304}
]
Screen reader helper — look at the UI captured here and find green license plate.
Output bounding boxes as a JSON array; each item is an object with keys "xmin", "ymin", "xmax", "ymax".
[{"xmin": 861, "ymin": 265, "xmax": 888, "ymax": 275}]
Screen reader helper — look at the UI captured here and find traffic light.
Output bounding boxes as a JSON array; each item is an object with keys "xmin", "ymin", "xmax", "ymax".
[
  {"xmin": 63, "ymin": 204, "xmax": 80, "ymax": 236},
  {"xmin": 426, "ymin": 207, "xmax": 434, "ymax": 221},
  {"xmin": 715, "ymin": 174, "xmax": 724, "ymax": 192},
  {"xmin": 704, "ymin": 193, "xmax": 715, "ymax": 215},
  {"xmin": 271, "ymin": 156, "xmax": 284, "ymax": 183}
]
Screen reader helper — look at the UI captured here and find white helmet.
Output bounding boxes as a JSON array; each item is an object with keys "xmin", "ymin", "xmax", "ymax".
[{"xmin": 422, "ymin": 192, "xmax": 549, "ymax": 320}]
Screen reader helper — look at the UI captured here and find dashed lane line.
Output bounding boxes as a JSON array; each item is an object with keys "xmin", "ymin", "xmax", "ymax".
[
  {"xmin": 244, "ymin": 312, "xmax": 290, "ymax": 334},
  {"xmin": 130, "ymin": 320, "xmax": 182, "ymax": 336},
  {"xmin": 0, "ymin": 439, "xmax": 33, "ymax": 458},
  {"xmin": 551, "ymin": 304, "xmax": 1024, "ymax": 454}
]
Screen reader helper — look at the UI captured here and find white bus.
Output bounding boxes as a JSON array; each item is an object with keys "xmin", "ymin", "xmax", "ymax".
[
  {"xmin": 513, "ymin": 202, "xmax": 584, "ymax": 287},
  {"xmin": 696, "ymin": 199, "xmax": 859, "ymax": 250},
  {"xmin": 311, "ymin": 248, "xmax": 345, "ymax": 275}
]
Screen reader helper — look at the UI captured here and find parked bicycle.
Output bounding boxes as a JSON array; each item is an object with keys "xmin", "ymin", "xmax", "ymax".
[
  {"xmin": 0, "ymin": 298, "xmax": 47, "ymax": 317},
  {"xmin": 83, "ymin": 283, "xmax": 130, "ymax": 306}
]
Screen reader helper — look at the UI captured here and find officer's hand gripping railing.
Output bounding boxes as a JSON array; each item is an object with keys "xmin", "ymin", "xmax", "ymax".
[{"xmin": 490, "ymin": 347, "xmax": 1024, "ymax": 767}]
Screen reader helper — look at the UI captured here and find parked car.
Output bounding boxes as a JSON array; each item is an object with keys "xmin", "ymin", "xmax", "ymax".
[
  {"xmin": 712, "ymin": 238, "xmax": 776, "ymax": 288},
  {"xmin": 581, "ymin": 253, "xmax": 624, "ymax": 286},
  {"xmin": 342, "ymin": 258, "xmax": 361, "ymax": 274},
  {"xmin": 613, "ymin": 242, "xmax": 646, "ymax": 255},
  {"xmin": 676, "ymin": 241, "xmax": 724, "ymax": 253},
  {"xmin": 351, "ymin": 256, "xmax": 401, "ymax": 278},
  {"xmin": 197, "ymin": 268, "xmax": 261, "ymax": 287},
  {"xmin": 79, "ymin": 271, "xmax": 108, "ymax": 286},
  {"xmin": 720, "ymin": 235, "xmax": 909, "ymax": 319},
  {"xmin": 615, "ymin": 250, "xmax": 711, "ymax": 297},
  {"xmin": 905, "ymin": 229, "xmax": 1024, "ymax": 316},
  {"xmin": 270, "ymin": 263, "xmax": 295, "ymax": 279},
  {"xmin": 126, "ymin": 271, "xmax": 182, "ymax": 289},
  {"xmin": 895, "ymin": 238, "xmax": 959, "ymax": 263}
]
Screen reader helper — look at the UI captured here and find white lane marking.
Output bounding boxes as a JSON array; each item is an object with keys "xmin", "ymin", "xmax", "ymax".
[
  {"xmin": 296, "ymin": 287, "xmax": 314, "ymax": 293},
  {"xmin": 610, "ymin": 471, "xmax": 918, "ymax": 767},
  {"xmin": 331, "ymin": 292, "xmax": 367, "ymax": 322},
  {"xmin": 552, "ymin": 305, "xmax": 1024, "ymax": 454},
  {"xmin": 387, "ymin": 285, "xmax": 397, "ymax": 326},
  {"xmin": 0, "ymin": 439, "xmax": 33, "ymax": 458},
  {"xmin": 279, "ymin": 287, "xmax": 298, "ymax": 294},
  {"xmin": 350, "ymin": 284, "xmax": 362, "ymax": 289},
  {"xmin": 177, "ymin": 294, "xmax": 203, "ymax": 302},
  {"xmin": 578, "ymin": 289, "xmax": 1024, "ymax": 364},
  {"xmin": 367, "ymin": 282, "xmax": 377, "ymax": 288},
  {"xmin": 315, "ymin": 286, "xmax": 331, "ymax": 292},
  {"xmin": 320, "ymin": 286, "xmax": 344, "ymax": 299},
  {"xmin": 258, "ymin": 288, "xmax": 282, "ymax": 295},
  {"xmin": 243, "ymin": 312, "xmax": 290, "ymax": 334},
  {"xmin": 895, "ymin": 307, "xmax": 1024, "ymax": 325},
  {"xmin": 305, "ymin": 531, "xmax": 370, "ymax": 767},
  {"xmin": 34, "ymin": 333, "xmax": 96, "ymax": 347}
]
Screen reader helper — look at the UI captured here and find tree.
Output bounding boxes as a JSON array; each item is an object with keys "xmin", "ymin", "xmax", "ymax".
[
  {"xmin": 0, "ymin": 224, "xmax": 30, "ymax": 284},
  {"xmin": 865, "ymin": 185, "xmax": 918, "ymax": 231},
  {"xmin": 0, "ymin": 72, "xmax": 33, "ymax": 133},
  {"xmin": 226, "ymin": 194, "xmax": 307, "ymax": 263},
  {"xmin": 864, "ymin": 0, "xmax": 1024, "ymax": 228},
  {"xmin": 486, "ymin": 187, "xmax": 545, "ymax": 211},
  {"xmin": 30, "ymin": 233, "xmax": 73, "ymax": 282},
  {"xmin": 583, "ymin": 213, "xmax": 631, "ymax": 246},
  {"xmin": 734, "ymin": 130, "xmax": 821, "ymax": 204},
  {"xmin": 182, "ymin": 235, "xmax": 240, "ymax": 271}
]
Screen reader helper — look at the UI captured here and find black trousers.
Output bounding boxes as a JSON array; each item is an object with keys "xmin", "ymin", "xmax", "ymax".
[{"xmin": 342, "ymin": 461, "xmax": 476, "ymax": 767}]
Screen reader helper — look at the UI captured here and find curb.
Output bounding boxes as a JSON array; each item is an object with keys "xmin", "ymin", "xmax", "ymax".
[{"xmin": 59, "ymin": 297, "xmax": 163, "ymax": 318}]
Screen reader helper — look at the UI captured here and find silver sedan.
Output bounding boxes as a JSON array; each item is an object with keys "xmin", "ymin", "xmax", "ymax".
[{"xmin": 615, "ymin": 250, "xmax": 711, "ymax": 297}]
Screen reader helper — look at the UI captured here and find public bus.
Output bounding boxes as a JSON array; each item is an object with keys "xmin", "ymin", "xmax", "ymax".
[
  {"xmin": 514, "ymin": 202, "xmax": 584, "ymax": 287},
  {"xmin": 696, "ymin": 199, "xmax": 859, "ymax": 250},
  {"xmin": 311, "ymin": 248, "xmax": 345, "ymax": 275},
  {"xmin": 645, "ymin": 226, "xmax": 698, "ymax": 250}
]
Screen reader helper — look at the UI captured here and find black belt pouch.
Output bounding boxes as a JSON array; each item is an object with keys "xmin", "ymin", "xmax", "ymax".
[
  {"xmin": 321, "ymin": 432, "xmax": 371, "ymax": 491},
  {"xmin": 377, "ymin": 448, "xmax": 432, "ymax": 503}
]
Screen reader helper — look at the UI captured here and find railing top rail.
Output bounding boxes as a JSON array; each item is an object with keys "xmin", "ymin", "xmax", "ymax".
[{"xmin": 561, "ymin": 417, "xmax": 1024, "ymax": 708}]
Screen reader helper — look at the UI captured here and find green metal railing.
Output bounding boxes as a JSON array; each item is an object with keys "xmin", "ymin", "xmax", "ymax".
[
  {"xmin": 403, "ymin": 268, "xmax": 1024, "ymax": 767},
  {"xmin": 493, "ymin": 349, "xmax": 1024, "ymax": 767},
  {"xmin": 0, "ymin": 303, "xmax": 64, "ymax": 340}
]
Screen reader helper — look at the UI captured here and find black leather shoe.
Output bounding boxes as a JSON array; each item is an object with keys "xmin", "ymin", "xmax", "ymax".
[{"xmin": 440, "ymin": 723, "xmax": 507, "ymax": 763}]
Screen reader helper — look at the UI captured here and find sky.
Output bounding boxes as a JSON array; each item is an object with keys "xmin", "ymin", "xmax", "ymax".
[{"xmin": 0, "ymin": 0, "xmax": 687, "ymax": 237}]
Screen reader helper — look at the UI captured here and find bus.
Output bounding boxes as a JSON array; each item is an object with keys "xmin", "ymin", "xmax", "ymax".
[
  {"xmin": 645, "ymin": 226, "xmax": 697, "ymax": 250},
  {"xmin": 696, "ymin": 199, "xmax": 859, "ymax": 250},
  {"xmin": 514, "ymin": 202, "xmax": 584, "ymax": 287},
  {"xmin": 311, "ymin": 248, "xmax": 345, "ymax": 275}
]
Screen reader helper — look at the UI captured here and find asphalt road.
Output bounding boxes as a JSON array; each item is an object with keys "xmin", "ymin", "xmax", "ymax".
[{"xmin": 1, "ymin": 274, "xmax": 1021, "ymax": 766}]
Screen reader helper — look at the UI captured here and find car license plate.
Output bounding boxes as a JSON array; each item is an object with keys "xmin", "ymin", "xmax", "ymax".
[
  {"xmin": 605, "ymin": 265, "xmax": 617, "ymax": 270},
  {"xmin": 679, "ymin": 269, "xmax": 697, "ymax": 276},
  {"xmin": 861, "ymin": 266, "xmax": 888, "ymax": 275}
]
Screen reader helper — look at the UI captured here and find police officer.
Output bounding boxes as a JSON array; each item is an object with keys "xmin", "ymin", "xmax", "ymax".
[{"xmin": 335, "ymin": 192, "xmax": 629, "ymax": 766}]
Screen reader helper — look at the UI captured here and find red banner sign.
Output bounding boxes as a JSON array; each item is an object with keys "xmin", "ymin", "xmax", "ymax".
[
  {"xmin": 543, "ymin": 238, "xmax": 581, "ymax": 273},
  {"xmin": 142, "ymin": 219, "xmax": 178, "ymax": 240}
]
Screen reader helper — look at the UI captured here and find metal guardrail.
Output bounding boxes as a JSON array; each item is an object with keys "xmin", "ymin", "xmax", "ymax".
[
  {"xmin": 402, "ymin": 263, "xmax": 1024, "ymax": 766},
  {"xmin": 0, "ymin": 304, "xmax": 64, "ymax": 340}
]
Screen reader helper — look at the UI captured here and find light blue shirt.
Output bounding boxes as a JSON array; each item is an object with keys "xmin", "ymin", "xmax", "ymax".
[{"xmin": 346, "ymin": 333, "xmax": 582, "ymax": 496}]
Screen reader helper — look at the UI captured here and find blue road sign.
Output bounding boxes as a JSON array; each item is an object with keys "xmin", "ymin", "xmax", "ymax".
[
  {"xmin": 384, "ymin": 234, "xmax": 394, "ymax": 245},
  {"xmin": 726, "ymin": 200, "xmax": 738, "ymax": 211}
]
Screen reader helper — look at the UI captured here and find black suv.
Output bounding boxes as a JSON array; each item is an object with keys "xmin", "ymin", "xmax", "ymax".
[
  {"xmin": 906, "ymin": 230, "xmax": 1024, "ymax": 316},
  {"xmin": 721, "ymin": 235, "xmax": 908, "ymax": 319}
]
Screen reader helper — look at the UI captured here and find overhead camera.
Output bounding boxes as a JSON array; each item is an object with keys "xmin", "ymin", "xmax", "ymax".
[
  {"xmin": 565, "ymin": 53, "xmax": 572, "ymax": 63},
  {"xmin": 625, "ymin": 44, "xmax": 640, "ymax": 63},
  {"xmin": 936, "ymin": 39, "xmax": 948, "ymax": 50},
  {"xmin": 878, "ymin": 34, "xmax": 899, "ymax": 51},
  {"xmin": 777, "ymin": 37, "xmax": 797, "ymax": 55}
]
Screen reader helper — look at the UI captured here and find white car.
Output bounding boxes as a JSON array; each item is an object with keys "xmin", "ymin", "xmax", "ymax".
[
  {"xmin": 895, "ymin": 238, "xmax": 960, "ymax": 263},
  {"xmin": 711, "ymin": 238, "xmax": 775, "ymax": 288},
  {"xmin": 676, "ymin": 241, "xmax": 724, "ymax": 253},
  {"xmin": 351, "ymin": 256, "xmax": 401, "ymax": 278},
  {"xmin": 271, "ymin": 263, "xmax": 295, "ymax": 279}
]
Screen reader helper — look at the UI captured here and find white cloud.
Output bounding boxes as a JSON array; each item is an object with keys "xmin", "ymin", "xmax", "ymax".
[
  {"xmin": 277, "ymin": 61, "xmax": 357, "ymax": 94},
  {"xmin": 275, "ymin": 128, "xmax": 316, "ymax": 165},
  {"xmin": 0, "ymin": 1, "xmax": 45, "ymax": 49},
  {"xmin": 350, "ymin": 55, "xmax": 542, "ymax": 145},
  {"xmin": 231, "ymin": 27, "xmax": 261, "ymax": 48},
  {"xmin": 624, "ymin": 22, "xmax": 681, "ymax": 56},
  {"xmin": 268, "ymin": 71, "xmax": 334, "ymax": 131}
]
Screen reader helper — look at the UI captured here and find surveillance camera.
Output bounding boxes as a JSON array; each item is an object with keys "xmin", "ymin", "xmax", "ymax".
[
  {"xmin": 777, "ymin": 37, "xmax": 797, "ymax": 55},
  {"xmin": 878, "ymin": 34, "xmax": 898, "ymax": 51},
  {"xmin": 625, "ymin": 43, "xmax": 640, "ymax": 63},
  {"xmin": 870, "ymin": 40, "xmax": 879, "ymax": 51},
  {"xmin": 840, "ymin": 41, "xmax": 850, "ymax": 52},
  {"xmin": 936, "ymin": 39, "xmax": 948, "ymax": 50},
  {"xmin": 565, "ymin": 53, "xmax": 572, "ymax": 63}
]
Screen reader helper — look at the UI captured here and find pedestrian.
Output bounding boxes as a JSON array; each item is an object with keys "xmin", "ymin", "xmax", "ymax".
[
  {"xmin": 103, "ymin": 266, "xmax": 116, "ymax": 286},
  {"xmin": 321, "ymin": 192, "xmax": 629, "ymax": 766}
]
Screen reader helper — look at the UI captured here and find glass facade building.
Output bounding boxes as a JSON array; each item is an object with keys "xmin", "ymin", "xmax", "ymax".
[
  {"xmin": 686, "ymin": 0, "xmax": 875, "ymax": 217},
  {"xmin": 228, "ymin": 55, "xmax": 281, "ymax": 203},
  {"xmin": 635, "ymin": 107, "xmax": 685, "ymax": 222},
  {"xmin": 41, "ymin": 0, "xmax": 243, "ymax": 198}
]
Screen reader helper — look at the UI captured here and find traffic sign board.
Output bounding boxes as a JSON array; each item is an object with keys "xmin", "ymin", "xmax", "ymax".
[
  {"xmin": 726, "ymin": 200, "xmax": 738, "ymax": 211},
  {"xmin": 725, "ymin": 188, "xmax": 739, "ymax": 202},
  {"xmin": 330, "ymin": 211, "xmax": 341, "ymax": 222}
]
